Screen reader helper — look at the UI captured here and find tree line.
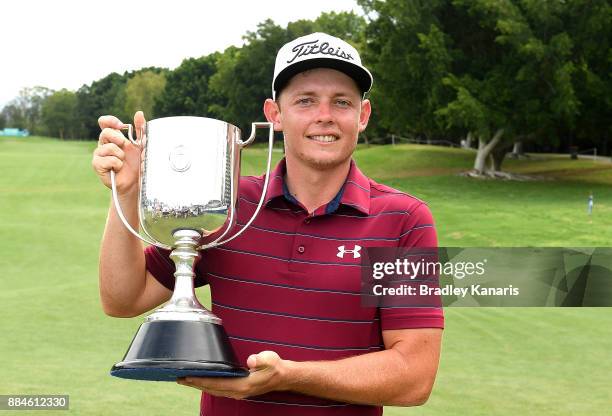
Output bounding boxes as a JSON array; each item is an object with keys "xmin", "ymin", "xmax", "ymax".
[{"xmin": 1, "ymin": 1, "xmax": 610, "ymax": 173}]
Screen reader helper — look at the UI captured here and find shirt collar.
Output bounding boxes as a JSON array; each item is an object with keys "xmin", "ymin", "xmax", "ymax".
[
  {"xmin": 263, "ymin": 158, "xmax": 370, "ymax": 215},
  {"xmin": 339, "ymin": 159, "xmax": 371, "ymax": 215},
  {"xmin": 263, "ymin": 159, "xmax": 289, "ymax": 205}
]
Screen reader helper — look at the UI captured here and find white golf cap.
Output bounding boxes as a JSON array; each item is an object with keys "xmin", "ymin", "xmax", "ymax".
[{"xmin": 272, "ymin": 32, "xmax": 373, "ymax": 100}]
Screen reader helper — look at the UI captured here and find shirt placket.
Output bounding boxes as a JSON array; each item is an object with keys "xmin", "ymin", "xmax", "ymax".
[{"xmin": 288, "ymin": 212, "xmax": 316, "ymax": 273}]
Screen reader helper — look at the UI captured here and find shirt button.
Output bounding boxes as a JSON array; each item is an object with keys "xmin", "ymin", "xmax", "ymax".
[{"xmin": 297, "ymin": 245, "xmax": 305, "ymax": 254}]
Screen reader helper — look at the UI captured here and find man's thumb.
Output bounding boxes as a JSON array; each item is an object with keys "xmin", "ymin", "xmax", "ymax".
[{"xmin": 247, "ymin": 351, "xmax": 279, "ymax": 369}]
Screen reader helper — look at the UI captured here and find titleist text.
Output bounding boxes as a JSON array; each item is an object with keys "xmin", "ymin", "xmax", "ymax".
[{"xmin": 287, "ymin": 40, "xmax": 355, "ymax": 63}]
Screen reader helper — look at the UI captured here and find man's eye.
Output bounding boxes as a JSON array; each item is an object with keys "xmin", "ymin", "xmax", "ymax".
[
  {"xmin": 336, "ymin": 99, "xmax": 350, "ymax": 107},
  {"xmin": 297, "ymin": 98, "xmax": 313, "ymax": 105}
]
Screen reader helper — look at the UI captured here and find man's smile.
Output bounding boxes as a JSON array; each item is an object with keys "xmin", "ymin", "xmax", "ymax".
[{"xmin": 306, "ymin": 134, "xmax": 339, "ymax": 143}]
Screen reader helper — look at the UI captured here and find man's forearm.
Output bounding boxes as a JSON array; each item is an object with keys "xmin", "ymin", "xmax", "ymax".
[
  {"xmin": 177, "ymin": 330, "xmax": 442, "ymax": 405},
  {"xmin": 99, "ymin": 191, "xmax": 146, "ymax": 316},
  {"xmin": 282, "ymin": 345, "xmax": 437, "ymax": 406}
]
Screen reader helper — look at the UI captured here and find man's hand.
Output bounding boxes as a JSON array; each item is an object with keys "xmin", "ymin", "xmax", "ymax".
[
  {"xmin": 176, "ymin": 328, "xmax": 442, "ymax": 406},
  {"xmin": 92, "ymin": 111, "xmax": 146, "ymax": 196},
  {"xmin": 177, "ymin": 351, "xmax": 290, "ymax": 400}
]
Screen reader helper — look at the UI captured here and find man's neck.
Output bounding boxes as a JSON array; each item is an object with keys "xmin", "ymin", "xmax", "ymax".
[{"xmin": 284, "ymin": 157, "xmax": 351, "ymax": 215}]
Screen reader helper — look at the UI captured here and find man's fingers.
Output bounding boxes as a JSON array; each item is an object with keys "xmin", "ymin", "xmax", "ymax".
[
  {"xmin": 180, "ymin": 377, "xmax": 239, "ymax": 390},
  {"xmin": 95, "ymin": 143, "xmax": 125, "ymax": 160},
  {"xmin": 93, "ymin": 155, "xmax": 123, "ymax": 173},
  {"xmin": 98, "ymin": 115, "xmax": 126, "ymax": 130},
  {"xmin": 179, "ymin": 384, "xmax": 243, "ymax": 400},
  {"xmin": 98, "ymin": 128, "xmax": 129, "ymax": 147},
  {"xmin": 177, "ymin": 378, "xmax": 249, "ymax": 399}
]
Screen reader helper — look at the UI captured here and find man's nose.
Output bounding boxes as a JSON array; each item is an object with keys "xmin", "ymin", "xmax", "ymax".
[{"xmin": 316, "ymin": 101, "xmax": 333, "ymax": 123}]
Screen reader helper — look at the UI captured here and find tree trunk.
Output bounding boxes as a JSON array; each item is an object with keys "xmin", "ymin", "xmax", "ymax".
[
  {"xmin": 474, "ymin": 139, "xmax": 487, "ymax": 173},
  {"xmin": 490, "ymin": 145, "xmax": 508, "ymax": 172},
  {"xmin": 463, "ymin": 131, "xmax": 473, "ymax": 149},
  {"xmin": 59, "ymin": 128, "xmax": 64, "ymax": 140},
  {"xmin": 473, "ymin": 129, "xmax": 504, "ymax": 173}
]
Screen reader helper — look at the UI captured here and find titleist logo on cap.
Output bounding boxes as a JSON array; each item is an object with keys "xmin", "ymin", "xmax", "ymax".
[{"xmin": 287, "ymin": 40, "xmax": 355, "ymax": 64}]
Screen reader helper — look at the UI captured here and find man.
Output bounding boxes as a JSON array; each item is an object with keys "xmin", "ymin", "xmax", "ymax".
[{"xmin": 92, "ymin": 32, "xmax": 443, "ymax": 416}]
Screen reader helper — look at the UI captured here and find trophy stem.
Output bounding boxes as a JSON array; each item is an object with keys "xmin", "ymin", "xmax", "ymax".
[
  {"xmin": 146, "ymin": 229, "xmax": 221, "ymax": 324},
  {"xmin": 168, "ymin": 230, "xmax": 203, "ymax": 307}
]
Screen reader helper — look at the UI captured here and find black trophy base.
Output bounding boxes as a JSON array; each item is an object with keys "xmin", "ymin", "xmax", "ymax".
[{"xmin": 110, "ymin": 320, "xmax": 249, "ymax": 381}]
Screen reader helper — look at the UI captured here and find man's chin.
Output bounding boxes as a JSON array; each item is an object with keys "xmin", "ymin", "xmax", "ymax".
[{"xmin": 301, "ymin": 154, "xmax": 351, "ymax": 171}]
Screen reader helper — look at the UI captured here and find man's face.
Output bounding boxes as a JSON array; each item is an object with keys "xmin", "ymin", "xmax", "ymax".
[{"xmin": 265, "ymin": 68, "xmax": 371, "ymax": 171}]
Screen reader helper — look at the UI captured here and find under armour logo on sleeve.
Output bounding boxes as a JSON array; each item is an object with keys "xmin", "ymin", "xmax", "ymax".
[{"xmin": 337, "ymin": 245, "xmax": 362, "ymax": 259}]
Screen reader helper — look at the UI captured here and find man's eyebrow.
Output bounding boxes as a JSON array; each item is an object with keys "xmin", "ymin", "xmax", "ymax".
[
  {"xmin": 290, "ymin": 90, "xmax": 317, "ymax": 96},
  {"xmin": 332, "ymin": 93, "xmax": 356, "ymax": 99}
]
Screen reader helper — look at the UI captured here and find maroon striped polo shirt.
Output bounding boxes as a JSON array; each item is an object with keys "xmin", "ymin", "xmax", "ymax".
[{"xmin": 145, "ymin": 158, "xmax": 444, "ymax": 416}]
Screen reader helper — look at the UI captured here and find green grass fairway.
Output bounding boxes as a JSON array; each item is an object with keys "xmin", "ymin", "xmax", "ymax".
[{"xmin": 1, "ymin": 137, "xmax": 611, "ymax": 415}]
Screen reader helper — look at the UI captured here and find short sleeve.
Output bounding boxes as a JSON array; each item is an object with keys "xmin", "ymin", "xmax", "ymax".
[
  {"xmin": 399, "ymin": 202, "xmax": 438, "ymax": 248},
  {"xmin": 380, "ymin": 202, "xmax": 444, "ymax": 330}
]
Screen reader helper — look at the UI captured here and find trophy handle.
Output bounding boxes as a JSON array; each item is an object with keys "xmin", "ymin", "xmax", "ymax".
[
  {"xmin": 109, "ymin": 124, "xmax": 170, "ymax": 249},
  {"xmin": 201, "ymin": 122, "xmax": 274, "ymax": 249}
]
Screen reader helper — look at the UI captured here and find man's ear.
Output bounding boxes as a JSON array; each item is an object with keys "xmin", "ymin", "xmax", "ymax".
[
  {"xmin": 263, "ymin": 99, "xmax": 283, "ymax": 132},
  {"xmin": 358, "ymin": 99, "xmax": 372, "ymax": 133}
]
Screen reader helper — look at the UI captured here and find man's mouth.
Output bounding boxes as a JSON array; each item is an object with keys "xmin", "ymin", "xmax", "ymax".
[{"xmin": 307, "ymin": 135, "xmax": 339, "ymax": 143}]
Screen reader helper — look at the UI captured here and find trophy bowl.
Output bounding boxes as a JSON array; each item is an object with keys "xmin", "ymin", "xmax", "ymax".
[{"xmin": 108, "ymin": 116, "xmax": 274, "ymax": 381}]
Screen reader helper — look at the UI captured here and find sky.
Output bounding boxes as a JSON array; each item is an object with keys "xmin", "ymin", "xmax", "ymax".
[{"xmin": 0, "ymin": 0, "xmax": 361, "ymax": 108}]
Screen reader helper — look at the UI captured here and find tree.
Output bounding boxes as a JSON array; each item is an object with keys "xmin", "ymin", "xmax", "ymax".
[
  {"xmin": 437, "ymin": 0, "xmax": 583, "ymax": 173},
  {"xmin": 311, "ymin": 11, "xmax": 366, "ymax": 43},
  {"xmin": 0, "ymin": 103, "xmax": 26, "ymax": 130},
  {"xmin": 41, "ymin": 89, "xmax": 78, "ymax": 139},
  {"xmin": 567, "ymin": 0, "xmax": 612, "ymax": 155},
  {"xmin": 76, "ymin": 72, "xmax": 129, "ymax": 139},
  {"xmin": 361, "ymin": 0, "xmax": 601, "ymax": 175},
  {"xmin": 358, "ymin": 0, "xmax": 454, "ymax": 140},
  {"xmin": 2, "ymin": 87, "xmax": 53, "ymax": 135},
  {"xmin": 154, "ymin": 54, "xmax": 219, "ymax": 117},
  {"xmin": 124, "ymin": 70, "xmax": 167, "ymax": 119},
  {"xmin": 75, "ymin": 67, "xmax": 166, "ymax": 139},
  {"xmin": 0, "ymin": 86, "xmax": 52, "ymax": 133},
  {"xmin": 209, "ymin": 20, "xmax": 288, "ymax": 133}
]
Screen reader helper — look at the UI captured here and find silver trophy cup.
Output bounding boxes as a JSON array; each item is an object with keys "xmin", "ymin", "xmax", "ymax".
[{"xmin": 108, "ymin": 116, "xmax": 274, "ymax": 381}]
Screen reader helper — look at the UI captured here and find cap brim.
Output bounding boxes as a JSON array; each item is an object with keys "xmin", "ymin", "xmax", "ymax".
[{"xmin": 273, "ymin": 58, "xmax": 372, "ymax": 98}]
